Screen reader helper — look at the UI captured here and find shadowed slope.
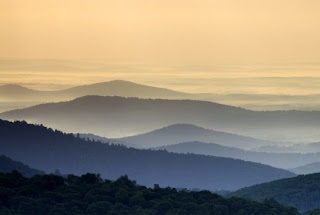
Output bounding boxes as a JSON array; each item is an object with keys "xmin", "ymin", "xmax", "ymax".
[
  {"xmin": 229, "ymin": 173, "xmax": 320, "ymax": 211},
  {"xmin": 156, "ymin": 141, "xmax": 320, "ymax": 169},
  {"xmin": 117, "ymin": 124, "xmax": 280, "ymax": 149},
  {"xmin": 1, "ymin": 95, "xmax": 320, "ymax": 141},
  {"xmin": 0, "ymin": 119, "xmax": 295, "ymax": 191}
]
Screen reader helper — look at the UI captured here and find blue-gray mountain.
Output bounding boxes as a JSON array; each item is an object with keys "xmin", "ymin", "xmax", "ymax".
[
  {"xmin": 116, "ymin": 124, "xmax": 279, "ymax": 149},
  {"xmin": 289, "ymin": 162, "xmax": 320, "ymax": 175},
  {"xmin": 1, "ymin": 96, "xmax": 320, "ymax": 141},
  {"xmin": 0, "ymin": 119, "xmax": 295, "ymax": 191},
  {"xmin": 156, "ymin": 141, "xmax": 320, "ymax": 169},
  {"xmin": 0, "ymin": 154, "xmax": 45, "ymax": 177}
]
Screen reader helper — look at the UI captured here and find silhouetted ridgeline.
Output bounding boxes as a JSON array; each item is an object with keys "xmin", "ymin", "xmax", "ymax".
[
  {"xmin": 0, "ymin": 80, "xmax": 188, "ymax": 100},
  {"xmin": 0, "ymin": 172, "xmax": 300, "ymax": 215},
  {"xmin": 0, "ymin": 155, "xmax": 45, "ymax": 177},
  {"xmin": 2, "ymin": 80, "xmax": 320, "ymax": 112},
  {"xmin": 156, "ymin": 141, "xmax": 320, "ymax": 169},
  {"xmin": 289, "ymin": 162, "xmax": 320, "ymax": 175},
  {"xmin": 229, "ymin": 173, "xmax": 320, "ymax": 211},
  {"xmin": 117, "ymin": 124, "xmax": 277, "ymax": 149},
  {"xmin": 0, "ymin": 120, "xmax": 295, "ymax": 191},
  {"xmin": 2, "ymin": 95, "xmax": 320, "ymax": 141}
]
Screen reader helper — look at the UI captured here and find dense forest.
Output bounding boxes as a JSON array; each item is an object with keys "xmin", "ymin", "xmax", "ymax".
[
  {"xmin": 229, "ymin": 173, "xmax": 320, "ymax": 211},
  {"xmin": 0, "ymin": 171, "xmax": 300, "ymax": 215},
  {"xmin": 0, "ymin": 119, "xmax": 294, "ymax": 191}
]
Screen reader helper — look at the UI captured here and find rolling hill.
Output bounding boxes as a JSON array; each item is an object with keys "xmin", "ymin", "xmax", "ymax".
[
  {"xmin": 0, "ymin": 80, "xmax": 188, "ymax": 100},
  {"xmin": 0, "ymin": 119, "xmax": 295, "ymax": 191},
  {"xmin": 253, "ymin": 142, "xmax": 320, "ymax": 154},
  {"xmin": 229, "ymin": 173, "xmax": 320, "ymax": 211},
  {"xmin": 289, "ymin": 162, "xmax": 320, "ymax": 175},
  {"xmin": 0, "ymin": 84, "xmax": 39, "ymax": 98},
  {"xmin": 0, "ymin": 80, "xmax": 188, "ymax": 103},
  {"xmin": 2, "ymin": 95, "xmax": 320, "ymax": 141},
  {"xmin": 0, "ymin": 154, "xmax": 45, "ymax": 177},
  {"xmin": 2, "ymin": 80, "xmax": 320, "ymax": 112},
  {"xmin": 0, "ymin": 172, "xmax": 300, "ymax": 215},
  {"xmin": 156, "ymin": 141, "xmax": 320, "ymax": 169},
  {"xmin": 0, "ymin": 80, "xmax": 189, "ymax": 113},
  {"xmin": 117, "ymin": 124, "xmax": 283, "ymax": 149}
]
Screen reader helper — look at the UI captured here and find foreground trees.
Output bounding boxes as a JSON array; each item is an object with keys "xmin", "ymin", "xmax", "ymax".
[{"xmin": 0, "ymin": 171, "xmax": 300, "ymax": 215}]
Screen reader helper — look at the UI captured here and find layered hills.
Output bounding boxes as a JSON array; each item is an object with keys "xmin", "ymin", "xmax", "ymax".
[
  {"xmin": 229, "ymin": 173, "xmax": 320, "ymax": 211},
  {"xmin": 1, "ymin": 95, "xmax": 320, "ymax": 141},
  {"xmin": 0, "ymin": 119, "xmax": 295, "ymax": 191}
]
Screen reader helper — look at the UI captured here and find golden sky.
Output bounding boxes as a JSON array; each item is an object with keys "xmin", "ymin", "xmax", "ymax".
[
  {"xmin": 1, "ymin": 0, "xmax": 320, "ymax": 96},
  {"xmin": 1, "ymin": 0, "xmax": 320, "ymax": 64}
]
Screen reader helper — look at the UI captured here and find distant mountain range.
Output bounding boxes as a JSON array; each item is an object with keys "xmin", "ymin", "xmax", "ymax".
[
  {"xmin": 0, "ymin": 80, "xmax": 188, "ymax": 100},
  {"xmin": 2, "ymin": 95, "xmax": 320, "ymax": 141},
  {"xmin": 156, "ymin": 141, "xmax": 320, "ymax": 169},
  {"xmin": 253, "ymin": 142, "xmax": 320, "ymax": 154},
  {"xmin": 0, "ymin": 119, "xmax": 295, "ymax": 191},
  {"xmin": 116, "ymin": 124, "xmax": 278, "ymax": 149},
  {"xmin": 0, "ymin": 154, "xmax": 45, "ymax": 177},
  {"xmin": 289, "ymin": 162, "xmax": 320, "ymax": 175},
  {"xmin": 0, "ymin": 80, "xmax": 190, "ymax": 113},
  {"xmin": 229, "ymin": 173, "xmax": 320, "ymax": 211},
  {"xmin": 2, "ymin": 80, "xmax": 320, "ymax": 112}
]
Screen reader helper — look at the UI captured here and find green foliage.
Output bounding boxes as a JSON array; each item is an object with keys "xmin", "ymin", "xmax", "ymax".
[
  {"xmin": 229, "ymin": 173, "xmax": 320, "ymax": 212},
  {"xmin": 0, "ymin": 171, "xmax": 300, "ymax": 215}
]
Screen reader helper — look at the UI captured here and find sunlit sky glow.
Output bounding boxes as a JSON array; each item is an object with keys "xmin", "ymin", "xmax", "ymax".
[{"xmin": 1, "ymin": 0, "xmax": 320, "ymax": 94}]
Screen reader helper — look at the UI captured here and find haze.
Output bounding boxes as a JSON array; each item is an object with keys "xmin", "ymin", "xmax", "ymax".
[{"xmin": 1, "ymin": 0, "xmax": 320, "ymax": 97}]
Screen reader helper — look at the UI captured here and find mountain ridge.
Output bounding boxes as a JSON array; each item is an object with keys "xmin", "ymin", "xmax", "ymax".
[
  {"xmin": 2, "ymin": 95, "xmax": 320, "ymax": 141},
  {"xmin": 117, "ymin": 123, "xmax": 279, "ymax": 149},
  {"xmin": 3, "ymin": 80, "xmax": 320, "ymax": 112},
  {"xmin": 156, "ymin": 141, "xmax": 320, "ymax": 169},
  {"xmin": 0, "ymin": 154, "xmax": 45, "ymax": 177},
  {"xmin": 229, "ymin": 173, "xmax": 320, "ymax": 211},
  {"xmin": 0, "ymin": 119, "xmax": 295, "ymax": 191}
]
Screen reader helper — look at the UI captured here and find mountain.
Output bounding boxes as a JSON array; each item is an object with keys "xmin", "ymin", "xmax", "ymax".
[
  {"xmin": 156, "ymin": 141, "xmax": 320, "ymax": 169},
  {"xmin": 229, "ymin": 173, "xmax": 320, "ymax": 211},
  {"xmin": 59, "ymin": 80, "xmax": 188, "ymax": 98},
  {"xmin": 0, "ymin": 84, "xmax": 39, "ymax": 98},
  {"xmin": 78, "ymin": 133, "xmax": 133, "ymax": 146},
  {"xmin": 0, "ymin": 80, "xmax": 188, "ymax": 109},
  {"xmin": 0, "ymin": 154, "xmax": 45, "ymax": 177},
  {"xmin": 2, "ymin": 95, "xmax": 320, "ymax": 141},
  {"xmin": 0, "ymin": 119, "xmax": 295, "ymax": 191},
  {"xmin": 117, "ymin": 124, "xmax": 283, "ymax": 149},
  {"xmin": 0, "ymin": 172, "xmax": 300, "ymax": 215},
  {"xmin": 253, "ymin": 142, "xmax": 320, "ymax": 154},
  {"xmin": 289, "ymin": 162, "xmax": 320, "ymax": 175},
  {"xmin": 3, "ymin": 80, "xmax": 320, "ymax": 112},
  {"xmin": 0, "ymin": 80, "xmax": 189, "ymax": 113},
  {"xmin": 0, "ymin": 80, "xmax": 188, "ymax": 100}
]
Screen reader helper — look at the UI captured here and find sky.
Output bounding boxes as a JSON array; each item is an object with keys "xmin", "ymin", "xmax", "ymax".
[{"xmin": 1, "ymin": 0, "xmax": 320, "ymax": 94}]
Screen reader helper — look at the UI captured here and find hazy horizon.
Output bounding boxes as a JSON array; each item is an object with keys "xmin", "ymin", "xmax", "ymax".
[
  {"xmin": 2, "ymin": 2, "xmax": 320, "ymax": 213},
  {"xmin": 2, "ymin": 0, "xmax": 320, "ymax": 102},
  {"xmin": 2, "ymin": 59, "xmax": 320, "ymax": 96}
]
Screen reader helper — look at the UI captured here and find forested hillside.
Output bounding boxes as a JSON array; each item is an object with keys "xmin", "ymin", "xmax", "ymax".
[
  {"xmin": 0, "ymin": 119, "xmax": 295, "ymax": 191},
  {"xmin": 0, "ymin": 171, "xmax": 300, "ymax": 215},
  {"xmin": 229, "ymin": 173, "xmax": 320, "ymax": 211}
]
